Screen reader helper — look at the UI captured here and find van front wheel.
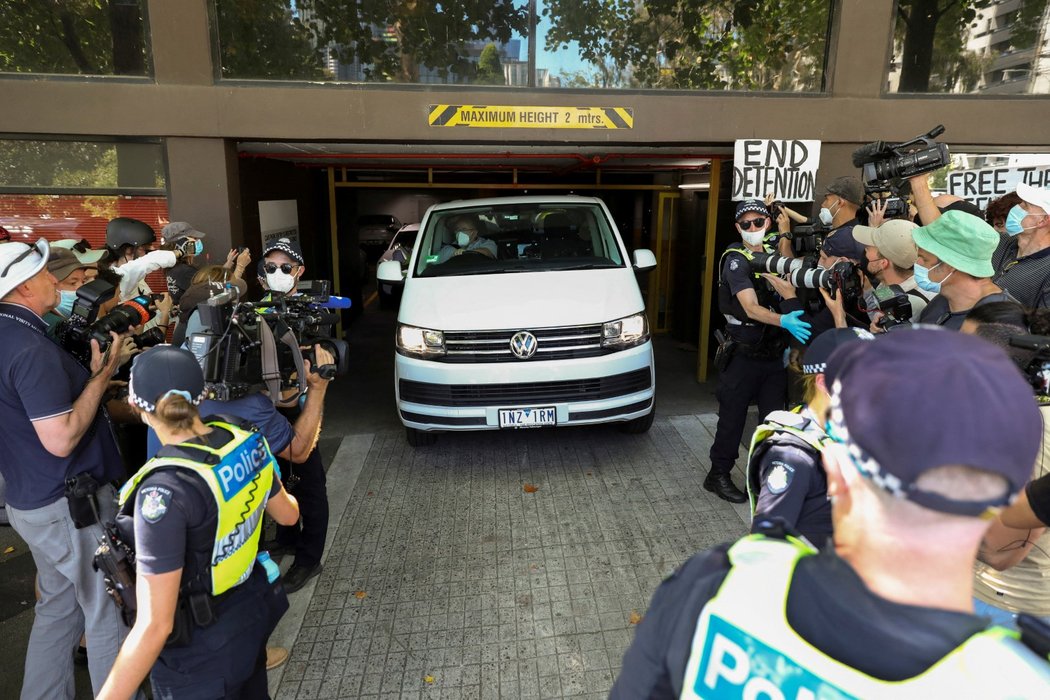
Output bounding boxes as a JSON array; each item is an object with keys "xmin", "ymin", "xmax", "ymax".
[
  {"xmin": 406, "ymin": 426, "xmax": 438, "ymax": 447},
  {"xmin": 617, "ymin": 406, "xmax": 655, "ymax": 434}
]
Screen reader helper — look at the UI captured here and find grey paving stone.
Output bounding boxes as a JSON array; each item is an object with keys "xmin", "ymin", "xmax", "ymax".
[{"xmin": 278, "ymin": 417, "xmax": 746, "ymax": 698}]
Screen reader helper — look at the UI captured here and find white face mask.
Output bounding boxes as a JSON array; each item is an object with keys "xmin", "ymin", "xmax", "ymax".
[
  {"xmin": 818, "ymin": 199, "xmax": 840, "ymax": 227},
  {"xmin": 266, "ymin": 270, "xmax": 297, "ymax": 294},
  {"xmin": 456, "ymin": 231, "xmax": 472, "ymax": 247},
  {"xmin": 740, "ymin": 230, "xmax": 765, "ymax": 246}
]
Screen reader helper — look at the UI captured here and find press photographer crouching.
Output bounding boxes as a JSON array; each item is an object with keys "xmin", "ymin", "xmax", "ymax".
[
  {"xmin": 96, "ymin": 345, "xmax": 300, "ymax": 699},
  {"xmin": 0, "ymin": 239, "xmax": 132, "ymax": 698},
  {"xmin": 707, "ymin": 200, "xmax": 810, "ymax": 503}
]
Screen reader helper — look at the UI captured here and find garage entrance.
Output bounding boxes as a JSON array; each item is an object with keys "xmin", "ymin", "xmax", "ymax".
[{"xmin": 236, "ymin": 144, "xmax": 735, "ymax": 380}]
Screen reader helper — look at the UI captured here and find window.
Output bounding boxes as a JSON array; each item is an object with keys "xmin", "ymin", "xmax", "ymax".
[
  {"xmin": 0, "ymin": 0, "xmax": 151, "ymax": 77},
  {"xmin": 887, "ymin": 0, "xmax": 1050, "ymax": 95}
]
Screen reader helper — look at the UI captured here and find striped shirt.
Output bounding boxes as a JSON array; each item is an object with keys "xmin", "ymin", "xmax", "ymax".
[{"xmin": 991, "ymin": 234, "xmax": 1050, "ymax": 309}]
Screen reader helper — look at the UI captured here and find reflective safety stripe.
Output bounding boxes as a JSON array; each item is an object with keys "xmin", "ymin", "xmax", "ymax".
[
  {"xmin": 745, "ymin": 409, "xmax": 828, "ymax": 516},
  {"xmin": 120, "ymin": 421, "xmax": 276, "ymax": 595},
  {"xmin": 678, "ymin": 536, "xmax": 1050, "ymax": 699}
]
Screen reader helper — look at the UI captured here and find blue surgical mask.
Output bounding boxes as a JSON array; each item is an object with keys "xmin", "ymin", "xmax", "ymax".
[
  {"xmin": 56, "ymin": 289, "xmax": 77, "ymax": 317},
  {"xmin": 913, "ymin": 261, "xmax": 943, "ymax": 294},
  {"xmin": 455, "ymin": 231, "xmax": 472, "ymax": 247},
  {"xmin": 192, "ymin": 239, "xmax": 204, "ymax": 256},
  {"xmin": 1005, "ymin": 204, "xmax": 1034, "ymax": 236}
]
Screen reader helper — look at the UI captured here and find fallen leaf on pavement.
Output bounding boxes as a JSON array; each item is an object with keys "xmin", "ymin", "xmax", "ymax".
[
  {"xmin": 629, "ymin": 611, "xmax": 643, "ymax": 625},
  {"xmin": 3, "ymin": 546, "xmax": 14, "ymax": 554},
  {"xmin": 423, "ymin": 675, "xmax": 435, "ymax": 684},
  {"xmin": 523, "ymin": 483, "xmax": 539, "ymax": 493},
  {"xmin": 354, "ymin": 591, "xmax": 367, "ymax": 599}
]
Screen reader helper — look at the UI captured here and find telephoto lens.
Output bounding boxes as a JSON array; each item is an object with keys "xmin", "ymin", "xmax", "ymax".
[
  {"xmin": 89, "ymin": 295, "xmax": 155, "ymax": 347},
  {"xmin": 788, "ymin": 266, "xmax": 832, "ymax": 290},
  {"xmin": 748, "ymin": 252, "xmax": 806, "ymax": 276}
]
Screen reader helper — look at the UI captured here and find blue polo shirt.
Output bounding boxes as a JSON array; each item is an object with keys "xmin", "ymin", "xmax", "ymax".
[
  {"xmin": 144, "ymin": 392, "xmax": 293, "ymax": 460},
  {"xmin": 0, "ymin": 302, "xmax": 123, "ymax": 510}
]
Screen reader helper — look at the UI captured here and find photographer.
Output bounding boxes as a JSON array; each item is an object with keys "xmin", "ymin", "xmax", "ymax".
[
  {"xmin": 852, "ymin": 219, "xmax": 934, "ymax": 328},
  {"xmin": 913, "ymin": 211, "xmax": 1013, "ymax": 330},
  {"xmin": 707, "ymin": 200, "xmax": 810, "ymax": 504},
  {"xmin": 0, "ymin": 240, "xmax": 132, "ymax": 698},
  {"xmin": 105, "ymin": 217, "xmax": 174, "ymax": 335},
  {"xmin": 817, "ymin": 176, "xmax": 864, "ymax": 247},
  {"xmin": 989, "ymin": 183, "xmax": 1050, "ymax": 309},
  {"xmin": 161, "ymin": 221, "xmax": 251, "ymax": 305}
]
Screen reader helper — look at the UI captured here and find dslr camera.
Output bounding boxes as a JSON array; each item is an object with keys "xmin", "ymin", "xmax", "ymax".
[
  {"xmin": 852, "ymin": 125, "xmax": 950, "ymax": 188},
  {"xmin": 871, "ymin": 284, "xmax": 913, "ymax": 330},
  {"xmin": 56, "ymin": 279, "xmax": 162, "ymax": 365},
  {"xmin": 185, "ymin": 280, "xmax": 349, "ymax": 404},
  {"xmin": 782, "ymin": 220, "xmax": 829, "ymax": 258}
]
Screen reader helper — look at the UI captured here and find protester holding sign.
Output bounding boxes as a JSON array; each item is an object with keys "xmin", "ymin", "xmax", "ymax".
[{"xmin": 990, "ymin": 183, "xmax": 1050, "ymax": 309}]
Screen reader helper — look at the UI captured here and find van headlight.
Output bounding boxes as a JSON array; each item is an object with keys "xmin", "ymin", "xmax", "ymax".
[
  {"xmin": 396, "ymin": 324, "xmax": 446, "ymax": 359},
  {"xmin": 601, "ymin": 313, "xmax": 650, "ymax": 349}
]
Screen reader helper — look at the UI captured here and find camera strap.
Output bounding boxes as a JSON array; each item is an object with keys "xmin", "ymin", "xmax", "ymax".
[{"xmin": 258, "ymin": 317, "xmax": 307, "ymax": 408}]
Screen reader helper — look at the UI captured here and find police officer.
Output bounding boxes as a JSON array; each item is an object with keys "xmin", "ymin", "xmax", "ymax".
[
  {"xmin": 745, "ymin": 328, "xmax": 874, "ymax": 547},
  {"xmin": 707, "ymin": 200, "xmax": 811, "ymax": 503},
  {"xmin": 611, "ymin": 329, "xmax": 1050, "ymax": 698},
  {"xmin": 97, "ymin": 346, "xmax": 300, "ymax": 699}
]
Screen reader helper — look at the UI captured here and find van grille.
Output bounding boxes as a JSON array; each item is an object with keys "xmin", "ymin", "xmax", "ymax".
[
  {"xmin": 398, "ymin": 368, "xmax": 652, "ymax": 407},
  {"xmin": 439, "ymin": 324, "xmax": 609, "ymax": 363}
]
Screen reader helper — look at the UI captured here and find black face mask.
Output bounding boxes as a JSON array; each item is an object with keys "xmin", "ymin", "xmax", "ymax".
[{"xmin": 863, "ymin": 259, "xmax": 883, "ymax": 287}]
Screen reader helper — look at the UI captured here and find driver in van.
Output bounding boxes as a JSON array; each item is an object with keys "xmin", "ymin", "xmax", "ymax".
[{"xmin": 437, "ymin": 213, "xmax": 497, "ymax": 263}]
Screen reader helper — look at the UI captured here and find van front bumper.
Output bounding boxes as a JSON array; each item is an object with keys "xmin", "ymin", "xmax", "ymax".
[{"xmin": 395, "ymin": 342, "xmax": 654, "ymax": 431}]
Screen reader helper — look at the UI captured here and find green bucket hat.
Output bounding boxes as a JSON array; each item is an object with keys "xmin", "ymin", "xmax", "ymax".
[{"xmin": 912, "ymin": 210, "xmax": 997, "ymax": 278}]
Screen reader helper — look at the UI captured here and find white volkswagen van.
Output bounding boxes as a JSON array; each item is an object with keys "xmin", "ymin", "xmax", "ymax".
[{"xmin": 378, "ymin": 196, "xmax": 656, "ymax": 446}]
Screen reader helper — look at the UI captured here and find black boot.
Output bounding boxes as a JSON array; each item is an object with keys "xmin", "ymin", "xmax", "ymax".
[{"xmin": 704, "ymin": 472, "xmax": 747, "ymax": 504}]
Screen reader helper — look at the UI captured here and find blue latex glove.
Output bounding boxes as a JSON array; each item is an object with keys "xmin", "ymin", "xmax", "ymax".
[{"xmin": 779, "ymin": 310, "xmax": 812, "ymax": 344}]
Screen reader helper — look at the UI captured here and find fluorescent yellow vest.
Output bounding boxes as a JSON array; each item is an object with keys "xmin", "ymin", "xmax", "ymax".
[
  {"xmin": 745, "ymin": 408, "xmax": 828, "ymax": 516},
  {"xmin": 679, "ymin": 535, "xmax": 1050, "ymax": 699},
  {"xmin": 119, "ymin": 421, "xmax": 276, "ymax": 596}
]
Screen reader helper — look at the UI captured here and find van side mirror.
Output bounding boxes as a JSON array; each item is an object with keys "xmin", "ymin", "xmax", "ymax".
[
  {"xmin": 632, "ymin": 249, "xmax": 657, "ymax": 272},
  {"xmin": 377, "ymin": 260, "xmax": 406, "ymax": 284}
]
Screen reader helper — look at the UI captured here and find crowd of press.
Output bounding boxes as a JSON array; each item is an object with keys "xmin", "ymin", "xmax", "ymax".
[{"xmin": 5, "ymin": 125, "xmax": 1050, "ymax": 698}]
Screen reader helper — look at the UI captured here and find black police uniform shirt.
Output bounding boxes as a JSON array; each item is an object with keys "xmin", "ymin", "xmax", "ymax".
[
  {"xmin": 751, "ymin": 441, "xmax": 832, "ymax": 547},
  {"xmin": 918, "ymin": 290, "xmax": 1014, "ymax": 331},
  {"xmin": 145, "ymin": 394, "xmax": 294, "ymax": 460},
  {"xmin": 609, "ymin": 543, "xmax": 989, "ymax": 699},
  {"xmin": 0, "ymin": 301, "xmax": 123, "ymax": 510},
  {"xmin": 721, "ymin": 248, "xmax": 765, "ymax": 345},
  {"xmin": 133, "ymin": 427, "xmax": 282, "ymax": 579}
]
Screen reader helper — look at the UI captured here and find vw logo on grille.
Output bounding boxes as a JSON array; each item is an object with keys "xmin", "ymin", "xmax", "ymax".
[{"xmin": 509, "ymin": 331, "xmax": 538, "ymax": 359}]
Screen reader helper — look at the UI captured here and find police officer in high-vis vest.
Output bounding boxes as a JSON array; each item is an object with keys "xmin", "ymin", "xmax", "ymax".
[
  {"xmin": 745, "ymin": 327, "xmax": 874, "ymax": 547},
  {"xmin": 97, "ymin": 346, "xmax": 300, "ymax": 700},
  {"xmin": 612, "ymin": 329, "xmax": 1050, "ymax": 698},
  {"xmin": 707, "ymin": 200, "xmax": 812, "ymax": 503}
]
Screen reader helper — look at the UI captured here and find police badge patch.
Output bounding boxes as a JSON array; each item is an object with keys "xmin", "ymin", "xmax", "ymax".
[
  {"xmin": 766, "ymin": 462, "xmax": 795, "ymax": 494},
  {"xmin": 139, "ymin": 486, "xmax": 173, "ymax": 523},
  {"xmin": 729, "ymin": 259, "xmax": 739, "ymax": 271}
]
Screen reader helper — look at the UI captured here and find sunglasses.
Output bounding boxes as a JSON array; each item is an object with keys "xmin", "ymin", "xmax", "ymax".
[
  {"xmin": 1, "ymin": 244, "xmax": 41, "ymax": 278},
  {"xmin": 264, "ymin": 262, "xmax": 299, "ymax": 275},
  {"xmin": 737, "ymin": 217, "xmax": 768, "ymax": 230}
]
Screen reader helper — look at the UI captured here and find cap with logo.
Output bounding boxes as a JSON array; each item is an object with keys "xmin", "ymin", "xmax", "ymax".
[
  {"xmin": 912, "ymin": 209, "xmax": 998, "ymax": 278},
  {"xmin": 128, "ymin": 345, "xmax": 206, "ymax": 413},
  {"xmin": 0, "ymin": 239, "xmax": 50, "ymax": 300},
  {"xmin": 852, "ymin": 219, "xmax": 919, "ymax": 269},
  {"xmin": 262, "ymin": 237, "xmax": 304, "ymax": 266},
  {"xmin": 161, "ymin": 221, "xmax": 207, "ymax": 245},
  {"xmin": 825, "ymin": 328, "xmax": 1040, "ymax": 516},
  {"xmin": 824, "ymin": 176, "xmax": 864, "ymax": 207},
  {"xmin": 735, "ymin": 200, "xmax": 770, "ymax": 221}
]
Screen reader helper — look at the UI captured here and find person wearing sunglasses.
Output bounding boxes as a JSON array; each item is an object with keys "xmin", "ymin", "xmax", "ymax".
[
  {"xmin": 707, "ymin": 200, "xmax": 811, "ymax": 503},
  {"xmin": 0, "ymin": 239, "xmax": 134, "ymax": 698},
  {"xmin": 612, "ymin": 329, "xmax": 1050, "ymax": 698}
]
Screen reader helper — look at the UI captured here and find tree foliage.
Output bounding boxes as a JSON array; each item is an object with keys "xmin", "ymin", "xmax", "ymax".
[
  {"xmin": 215, "ymin": 0, "xmax": 323, "ymax": 79},
  {"xmin": 476, "ymin": 42, "xmax": 505, "ymax": 85},
  {"xmin": 0, "ymin": 0, "xmax": 148, "ymax": 75}
]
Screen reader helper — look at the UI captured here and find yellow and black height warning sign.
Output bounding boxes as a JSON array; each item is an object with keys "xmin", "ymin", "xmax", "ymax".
[{"xmin": 428, "ymin": 105, "xmax": 634, "ymax": 129}]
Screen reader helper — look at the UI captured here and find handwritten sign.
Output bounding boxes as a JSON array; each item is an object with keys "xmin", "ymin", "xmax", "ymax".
[
  {"xmin": 946, "ymin": 165, "xmax": 1050, "ymax": 209},
  {"xmin": 429, "ymin": 105, "xmax": 634, "ymax": 129},
  {"xmin": 732, "ymin": 139, "xmax": 821, "ymax": 202}
]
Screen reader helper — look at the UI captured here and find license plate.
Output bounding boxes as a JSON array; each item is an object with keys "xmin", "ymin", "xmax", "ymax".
[{"xmin": 499, "ymin": 406, "xmax": 557, "ymax": 429}]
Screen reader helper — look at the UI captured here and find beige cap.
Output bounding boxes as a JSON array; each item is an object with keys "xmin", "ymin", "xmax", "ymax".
[{"xmin": 852, "ymin": 219, "xmax": 919, "ymax": 269}]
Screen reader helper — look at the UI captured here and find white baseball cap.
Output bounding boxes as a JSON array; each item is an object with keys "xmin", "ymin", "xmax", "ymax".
[
  {"xmin": 851, "ymin": 219, "xmax": 919, "ymax": 269},
  {"xmin": 1017, "ymin": 182, "xmax": 1050, "ymax": 214},
  {"xmin": 0, "ymin": 239, "xmax": 50, "ymax": 300}
]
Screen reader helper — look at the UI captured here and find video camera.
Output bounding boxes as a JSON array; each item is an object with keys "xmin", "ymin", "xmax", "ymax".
[
  {"xmin": 782, "ymin": 220, "xmax": 829, "ymax": 258},
  {"xmin": 852, "ymin": 125, "xmax": 950, "ymax": 189},
  {"xmin": 185, "ymin": 280, "xmax": 349, "ymax": 405},
  {"xmin": 56, "ymin": 279, "xmax": 162, "ymax": 365}
]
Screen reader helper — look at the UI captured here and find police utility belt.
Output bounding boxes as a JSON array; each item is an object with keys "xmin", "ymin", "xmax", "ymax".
[{"xmin": 94, "ymin": 416, "xmax": 276, "ymax": 646}]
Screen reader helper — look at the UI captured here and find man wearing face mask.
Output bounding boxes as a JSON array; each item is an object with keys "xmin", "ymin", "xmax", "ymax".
[
  {"xmin": 817, "ymin": 176, "xmax": 863, "ymax": 244},
  {"xmin": 989, "ymin": 183, "xmax": 1050, "ymax": 309},
  {"xmin": 914, "ymin": 210, "xmax": 1013, "ymax": 330},
  {"xmin": 851, "ymin": 219, "xmax": 934, "ymax": 327},
  {"xmin": 258, "ymin": 236, "xmax": 332, "ymax": 593},
  {"xmin": 436, "ymin": 213, "xmax": 497, "ymax": 263},
  {"xmin": 708, "ymin": 200, "xmax": 811, "ymax": 504},
  {"xmin": 43, "ymin": 247, "xmax": 97, "ymax": 334}
]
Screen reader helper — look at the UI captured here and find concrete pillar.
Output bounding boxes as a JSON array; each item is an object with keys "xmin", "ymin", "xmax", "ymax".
[
  {"xmin": 165, "ymin": 138, "xmax": 242, "ymax": 254},
  {"xmin": 147, "ymin": 0, "xmax": 214, "ymax": 85}
]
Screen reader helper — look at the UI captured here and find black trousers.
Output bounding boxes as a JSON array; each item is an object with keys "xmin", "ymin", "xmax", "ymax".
[
  {"xmin": 275, "ymin": 443, "xmax": 330, "ymax": 568},
  {"xmin": 708, "ymin": 351, "xmax": 787, "ymax": 477}
]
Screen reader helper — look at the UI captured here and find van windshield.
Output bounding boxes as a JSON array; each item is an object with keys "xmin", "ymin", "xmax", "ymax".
[{"xmin": 413, "ymin": 202, "xmax": 625, "ymax": 278}]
